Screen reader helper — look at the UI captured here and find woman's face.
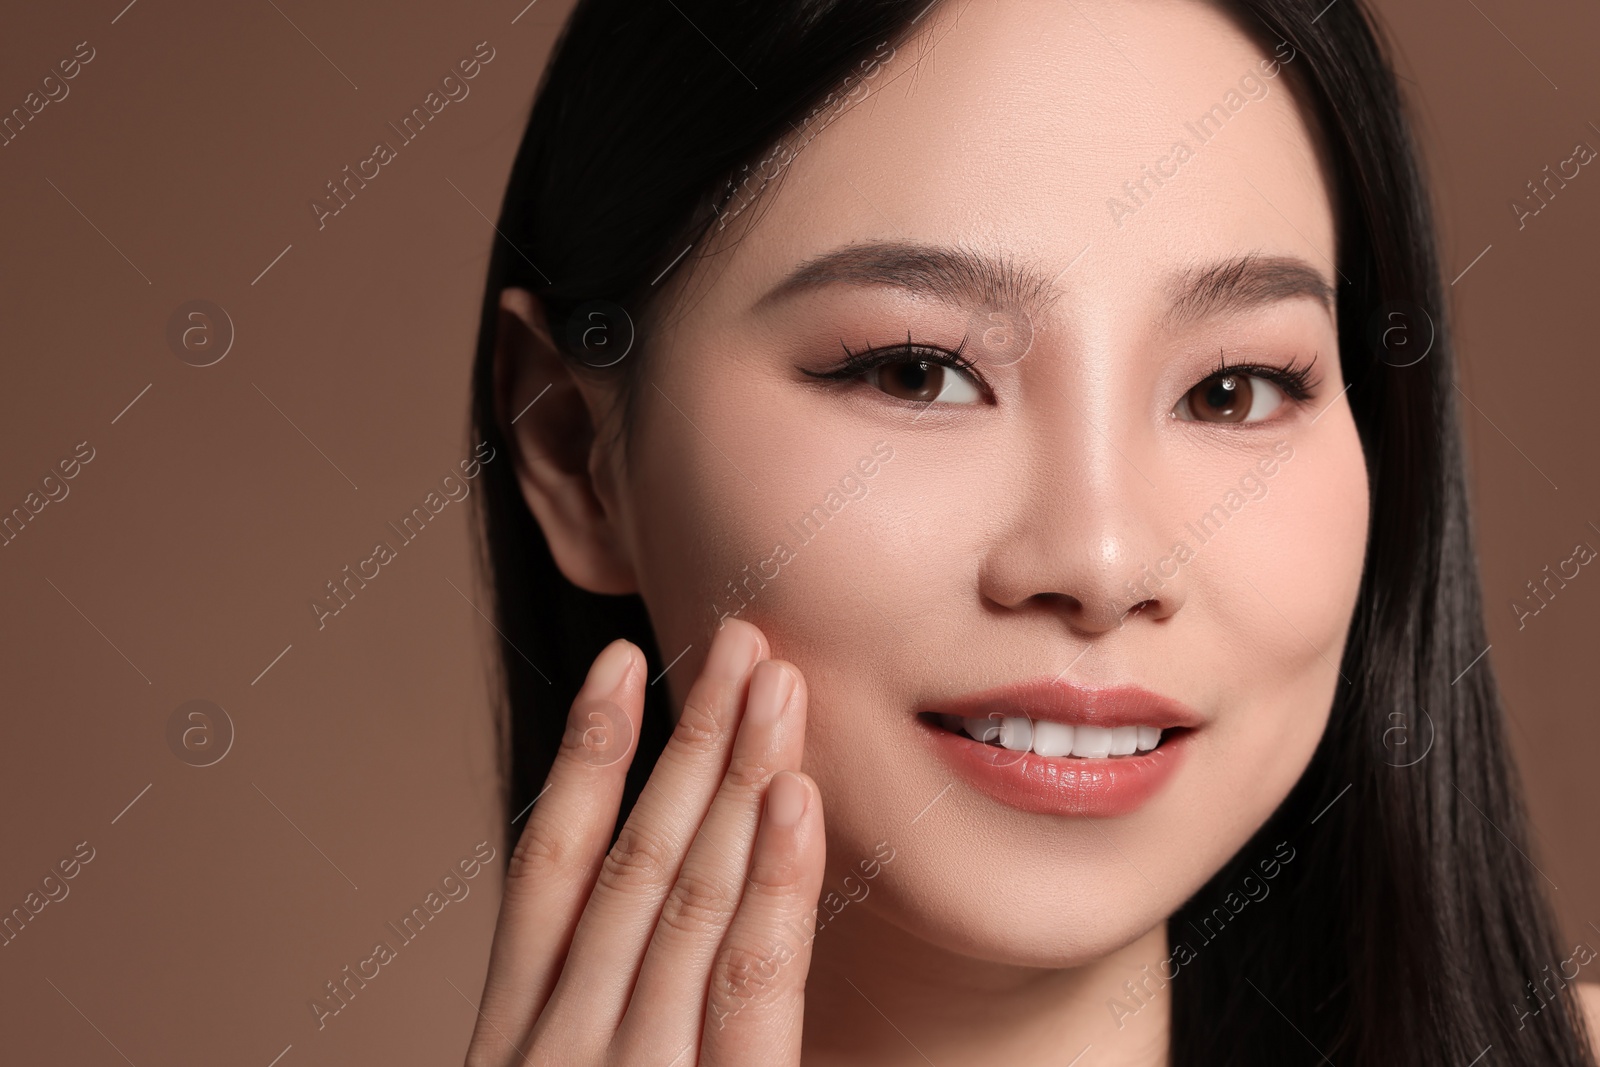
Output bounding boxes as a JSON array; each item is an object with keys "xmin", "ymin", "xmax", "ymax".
[{"xmin": 543, "ymin": 0, "xmax": 1368, "ymax": 968}]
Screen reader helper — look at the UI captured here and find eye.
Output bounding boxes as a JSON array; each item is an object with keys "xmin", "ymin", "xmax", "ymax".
[
  {"xmin": 1174, "ymin": 371, "xmax": 1287, "ymax": 423},
  {"xmin": 801, "ymin": 337, "xmax": 991, "ymax": 407},
  {"xmin": 864, "ymin": 358, "xmax": 984, "ymax": 405}
]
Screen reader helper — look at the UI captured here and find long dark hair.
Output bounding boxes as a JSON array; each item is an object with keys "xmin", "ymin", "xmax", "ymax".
[{"xmin": 466, "ymin": 1, "xmax": 1595, "ymax": 1063}]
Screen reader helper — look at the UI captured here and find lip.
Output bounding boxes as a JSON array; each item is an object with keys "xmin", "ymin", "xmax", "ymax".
[
  {"xmin": 926, "ymin": 678, "xmax": 1204, "ymax": 730},
  {"xmin": 915, "ymin": 680, "xmax": 1201, "ymax": 817}
]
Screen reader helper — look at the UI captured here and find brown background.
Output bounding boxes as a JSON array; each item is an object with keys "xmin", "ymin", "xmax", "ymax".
[{"xmin": 0, "ymin": 1, "xmax": 1594, "ymax": 1063}]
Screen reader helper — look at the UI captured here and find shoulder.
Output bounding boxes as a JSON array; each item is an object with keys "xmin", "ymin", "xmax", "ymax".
[{"xmin": 1579, "ymin": 982, "xmax": 1600, "ymax": 1057}]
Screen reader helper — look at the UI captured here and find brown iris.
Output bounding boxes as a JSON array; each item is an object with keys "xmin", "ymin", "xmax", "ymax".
[
  {"xmin": 1184, "ymin": 373, "xmax": 1253, "ymax": 423},
  {"xmin": 875, "ymin": 360, "xmax": 950, "ymax": 403}
]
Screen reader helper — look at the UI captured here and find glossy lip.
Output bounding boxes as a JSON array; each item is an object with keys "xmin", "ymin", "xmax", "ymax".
[
  {"xmin": 925, "ymin": 678, "xmax": 1205, "ymax": 730},
  {"xmin": 915, "ymin": 680, "xmax": 1202, "ymax": 817}
]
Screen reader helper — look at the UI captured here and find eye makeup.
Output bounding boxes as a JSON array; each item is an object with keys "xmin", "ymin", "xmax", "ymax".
[
  {"xmin": 800, "ymin": 331, "xmax": 993, "ymax": 406},
  {"xmin": 1195, "ymin": 349, "xmax": 1322, "ymax": 402}
]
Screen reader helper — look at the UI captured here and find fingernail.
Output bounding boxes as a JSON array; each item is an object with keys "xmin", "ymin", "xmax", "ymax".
[
  {"xmin": 706, "ymin": 623, "xmax": 760, "ymax": 683},
  {"xmin": 746, "ymin": 660, "xmax": 795, "ymax": 728},
  {"xmin": 586, "ymin": 639, "xmax": 635, "ymax": 695},
  {"xmin": 765, "ymin": 771, "xmax": 808, "ymax": 828}
]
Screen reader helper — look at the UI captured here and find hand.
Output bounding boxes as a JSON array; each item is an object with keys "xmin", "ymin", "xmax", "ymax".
[{"xmin": 464, "ymin": 619, "xmax": 824, "ymax": 1066}]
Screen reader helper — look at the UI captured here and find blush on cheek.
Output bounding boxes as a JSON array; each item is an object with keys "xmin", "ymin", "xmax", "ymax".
[
  {"xmin": 1217, "ymin": 428, "xmax": 1366, "ymax": 648},
  {"xmin": 636, "ymin": 400, "xmax": 903, "ymax": 652},
  {"xmin": 1200, "ymin": 434, "xmax": 1367, "ymax": 773}
]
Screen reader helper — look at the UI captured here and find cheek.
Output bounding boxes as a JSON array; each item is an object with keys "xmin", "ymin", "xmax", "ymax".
[
  {"xmin": 624, "ymin": 385, "xmax": 982, "ymax": 848},
  {"xmin": 1225, "ymin": 434, "xmax": 1368, "ymax": 682},
  {"xmin": 1187, "ymin": 426, "xmax": 1369, "ymax": 809},
  {"xmin": 623, "ymin": 376, "xmax": 921, "ymax": 692}
]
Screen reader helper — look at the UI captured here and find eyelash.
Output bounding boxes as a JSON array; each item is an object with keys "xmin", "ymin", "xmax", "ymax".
[
  {"xmin": 805, "ymin": 336, "xmax": 1323, "ymax": 414},
  {"xmin": 801, "ymin": 333, "xmax": 989, "ymax": 398},
  {"xmin": 1203, "ymin": 350, "xmax": 1322, "ymax": 403}
]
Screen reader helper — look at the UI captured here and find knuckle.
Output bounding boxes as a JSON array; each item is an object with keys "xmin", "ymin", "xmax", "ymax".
[
  {"xmin": 708, "ymin": 936, "xmax": 798, "ymax": 1020},
  {"xmin": 673, "ymin": 693, "xmax": 722, "ymax": 747},
  {"xmin": 744, "ymin": 844, "xmax": 805, "ymax": 897},
  {"xmin": 596, "ymin": 823, "xmax": 673, "ymax": 897},
  {"xmin": 507, "ymin": 815, "xmax": 573, "ymax": 884},
  {"xmin": 658, "ymin": 865, "xmax": 741, "ymax": 938},
  {"xmin": 721, "ymin": 757, "xmax": 771, "ymax": 795}
]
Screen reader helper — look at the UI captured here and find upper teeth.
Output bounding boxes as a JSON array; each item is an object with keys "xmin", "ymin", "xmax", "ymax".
[{"xmin": 960, "ymin": 717, "xmax": 1162, "ymax": 758}]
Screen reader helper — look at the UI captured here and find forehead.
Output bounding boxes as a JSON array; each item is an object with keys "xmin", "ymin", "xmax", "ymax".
[{"xmin": 695, "ymin": 0, "xmax": 1334, "ymax": 327}]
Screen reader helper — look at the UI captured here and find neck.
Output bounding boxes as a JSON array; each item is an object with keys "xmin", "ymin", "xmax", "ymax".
[{"xmin": 799, "ymin": 900, "xmax": 1172, "ymax": 1067}]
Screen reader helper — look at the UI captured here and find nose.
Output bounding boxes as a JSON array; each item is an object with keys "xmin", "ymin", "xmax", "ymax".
[{"xmin": 977, "ymin": 444, "xmax": 1187, "ymax": 636}]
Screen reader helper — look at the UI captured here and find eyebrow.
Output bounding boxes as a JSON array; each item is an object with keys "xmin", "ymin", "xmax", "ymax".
[
  {"xmin": 752, "ymin": 240, "xmax": 1335, "ymax": 325},
  {"xmin": 1164, "ymin": 252, "xmax": 1336, "ymax": 327},
  {"xmin": 751, "ymin": 240, "xmax": 1060, "ymax": 318}
]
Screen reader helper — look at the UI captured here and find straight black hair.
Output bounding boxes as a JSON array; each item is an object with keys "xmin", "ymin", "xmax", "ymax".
[{"xmin": 467, "ymin": 1, "xmax": 1595, "ymax": 1062}]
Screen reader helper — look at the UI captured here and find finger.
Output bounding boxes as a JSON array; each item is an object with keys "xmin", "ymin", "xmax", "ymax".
[
  {"xmin": 616, "ymin": 658, "xmax": 807, "ymax": 1052},
  {"xmin": 701, "ymin": 771, "xmax": 824, "ymax": 1067},
  {"xmin": 468, "ymin": 638, "xmax": 644, "ymax": 1060},
  {"xmin": 534, "ymin": 619, "xmax": 767, "ymax": 1037}
]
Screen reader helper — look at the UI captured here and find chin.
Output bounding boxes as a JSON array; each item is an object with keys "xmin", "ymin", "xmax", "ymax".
[
  {"xmin": 853, "ymin": 850, "xmax": 1179, "ymax": 969},
  {"xmin": 806, "ymin": 705, "xmax": 1321, "ymax": 971}
]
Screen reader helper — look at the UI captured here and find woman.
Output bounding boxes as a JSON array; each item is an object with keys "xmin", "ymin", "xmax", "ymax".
[{"xmin": 461, "ymin": 0, "xmax": 1600, "ymax": 1063}]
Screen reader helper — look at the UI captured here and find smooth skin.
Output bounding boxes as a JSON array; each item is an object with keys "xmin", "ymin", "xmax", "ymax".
[{"xmin": 470, "ymin": 0, "xmax": 1600, "ymax": 1064}]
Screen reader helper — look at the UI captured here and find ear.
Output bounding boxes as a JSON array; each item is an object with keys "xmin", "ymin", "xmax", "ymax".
[{"xmin": 494, "ymin": 287, "xmax": 638, "ymax": 595}]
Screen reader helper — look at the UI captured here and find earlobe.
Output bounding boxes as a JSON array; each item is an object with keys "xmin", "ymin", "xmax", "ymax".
[{"xmin": 495, "ymin": 287, "xmax": 639, "ymax": 595}]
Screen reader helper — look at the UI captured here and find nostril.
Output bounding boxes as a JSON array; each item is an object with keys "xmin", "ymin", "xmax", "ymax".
[{"xmin": 1119, "ymin": 600, "xmax": 1156, "ymax": 624}]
